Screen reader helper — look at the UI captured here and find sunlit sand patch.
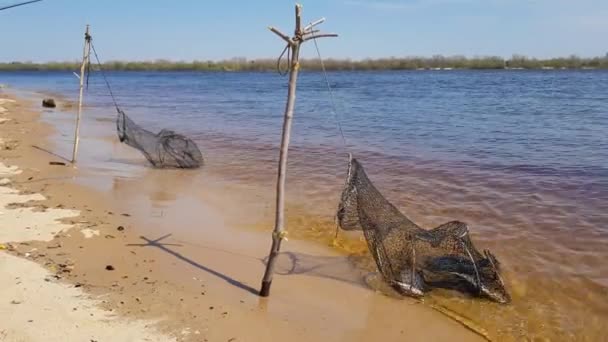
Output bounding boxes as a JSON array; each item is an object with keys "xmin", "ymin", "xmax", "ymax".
[
  {"xmin": 0, "ymin": 138, "xmax": 18, "ymax": 150},
  {"xmin": 0, "ymin": 98, "xmax": 16, "ymax": 105},
  {"xmin": 0, "ymin": 162, "xmax": 22, "ymax": 176},
  {"xmin": 80, "ymin": 228, "xmax": 100, "ymax": 238},
  {"xmin": 0, "ymin": 160, "xmax": 175, "ymax": 341},
  {"xmin": 0, "ymin": 252, "xmax": 175, "ymax": 342},
  {"xmin": 0, "ymin": 185, "xmax": 79, "ymax": 243},
  {"xmin": 0, "ymin": 162, "xmax": 78, "ymax": 242}
]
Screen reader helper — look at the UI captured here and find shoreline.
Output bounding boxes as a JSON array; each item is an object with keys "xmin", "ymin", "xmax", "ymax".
[{"xmin": 0, "ymin": 93, "xmax": 484, "ymax": 340}]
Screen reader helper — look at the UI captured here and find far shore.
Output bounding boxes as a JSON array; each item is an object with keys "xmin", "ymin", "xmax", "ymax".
[{"xmin": 1, "ymin": 54, "xmax": 608, "ymax": 72}]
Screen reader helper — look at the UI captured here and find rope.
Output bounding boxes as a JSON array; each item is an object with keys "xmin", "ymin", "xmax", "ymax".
[
  {"xmin": 276, "ymin": 44, "xmax": 291, "ymax": 76},
  {"xmin": 428, "ymin": 303, "xmax": 492, "ymax": 341},
  {"xmin": 90, "ymin": 42, "xmax": 121, "ymax": 113},
  {"xmin": 0, "ymin": 0, "xmax": 42, "ymax": 11},
  {"xmin": 308, "ymin": 28, "xmax": 348, "ymax": 150},
  {"xmin": 308, "ymin": 25, "xmax": 350, "ymax": 242}
]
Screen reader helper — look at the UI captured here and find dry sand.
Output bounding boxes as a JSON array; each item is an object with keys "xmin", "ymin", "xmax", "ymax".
[
  {"xmin": 0, "ymin": 95, "xmax": 174, "ymax": 341},
  {"xmin": 0, "ymin": 251, "xmax": 173, "ymax": 342},
  {"xmin": 0, "ymin": 92, "xmax": 484, "ymax": 341}
]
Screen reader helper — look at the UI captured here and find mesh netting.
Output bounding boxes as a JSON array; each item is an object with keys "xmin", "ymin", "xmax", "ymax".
[
  {"xmin": 116, "ymin": 109, "xmax": 204, "ymax": 169},
  {"xmin": 336, "ymin": 156, "xmax": 510, "ymax": 303}
]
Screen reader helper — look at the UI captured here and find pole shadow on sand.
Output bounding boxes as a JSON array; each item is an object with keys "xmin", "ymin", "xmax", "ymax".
[
  {"xmin": 127, "ymin": 235, "xmax": 486, "ymax": 300},
  {"xmin": 32, "ymin": 145, "xmax": 72, "ymax": 163},
  {"xmin": 126, "ymin": 234, "xmax": 376, "ymax": 296},
  {"xmin": 127, "ymin": 234, "xmax": 259, "ymax": 295}
]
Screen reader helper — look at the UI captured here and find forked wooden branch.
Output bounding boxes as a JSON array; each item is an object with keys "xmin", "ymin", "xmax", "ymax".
[
  {"xmin": 303, "ymin": 17, "xmax": 325, "ymax": 32},
  {"xmin": 269, "ymin": 26, "xmax": 294, "ymax": 46},
  {"xmin": 295, "ymin": 3, "xmax": 302, "ymax": 34},
  {"xmin": 260, "ymin": 4, "xmax": 338, "ymax": 298},
  {"xmin": 302, "ymin": 33, "xmax": 339, "ymax": 42},
  {"xmin": 267, "ymin": 8, "xmax": 338, "ymax": 47},
  {"xmin": 303, "ymin": 29, "xmax": 321, "ymax": 35}
]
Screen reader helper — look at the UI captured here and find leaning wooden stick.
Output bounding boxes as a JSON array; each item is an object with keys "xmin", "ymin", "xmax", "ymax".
[
  {"xmin": 260, "ymin": 3, "xmax": 338, "ymax": 297},
  {"xmin": 72, "ymin": 25, "xmax": 91, "ymax": 164}
]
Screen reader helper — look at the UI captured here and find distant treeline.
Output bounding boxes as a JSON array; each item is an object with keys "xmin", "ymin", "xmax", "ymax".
[{"xmin": 1, "ymin": 55, "xmax": 608, "ymax": 71}]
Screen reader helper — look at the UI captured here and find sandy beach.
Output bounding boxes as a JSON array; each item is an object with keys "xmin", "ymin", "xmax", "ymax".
[{"xmin": 0, "ymin": 93, "xmax": 486, "ymax": 341}]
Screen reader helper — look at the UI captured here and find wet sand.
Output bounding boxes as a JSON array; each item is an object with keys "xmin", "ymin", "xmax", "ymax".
[{"xmin": 0, "ymin": 94, "xmax": 484, "ymax": 340}]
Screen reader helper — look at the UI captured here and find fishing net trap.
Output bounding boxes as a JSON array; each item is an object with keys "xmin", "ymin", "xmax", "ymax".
[
  {"xmin": 116, "ymin": 109, "xmax": 204, "ymax": 168},
  {"xmin": 336, "ymin": 156, "xmax": 510, "ymax": 303},
  {"xmin": 89, "ymin": 42, "xmax": 204, "ymax": 169}
]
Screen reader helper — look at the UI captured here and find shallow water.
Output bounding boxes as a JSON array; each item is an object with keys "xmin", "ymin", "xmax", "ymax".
[{"xmin": 2, "ymin": 70, "xmax": 608, "ymax": 340}]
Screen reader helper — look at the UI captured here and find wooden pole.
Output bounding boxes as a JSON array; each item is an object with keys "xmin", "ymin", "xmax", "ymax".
[
  {"xmin": 72, "ymin": 25, "xmax": 91, "ymax": 164},
  {"xmin": 260, "ymin": 4, "xmax": 337, "ymax": 297}
]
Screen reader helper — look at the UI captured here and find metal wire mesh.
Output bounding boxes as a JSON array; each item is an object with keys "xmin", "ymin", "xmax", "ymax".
[
  {"xmin": 117, "ymin": 109, "xmax": 203, "ymax": 169},
  {"xmin": 336, "ymin": 156, "xmax": 510, "ymax": 303}
]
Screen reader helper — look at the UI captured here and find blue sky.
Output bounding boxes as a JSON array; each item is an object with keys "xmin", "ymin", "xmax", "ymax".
[{"xmin": 0, "ymin": 0, "xmax": 606, "ymax": 62}]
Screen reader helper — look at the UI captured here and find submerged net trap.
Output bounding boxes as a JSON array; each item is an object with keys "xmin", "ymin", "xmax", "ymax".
[
  {"xmin": 336, "ymin": 156, "xmax": 510, "ymax": 303},
  {"xmin": 116, "ymin": 109, "xmax": 204, "ymax": 169},
  {"xmin": 87, "ymin": 41, "xmax": 203, "ymax": 169}
]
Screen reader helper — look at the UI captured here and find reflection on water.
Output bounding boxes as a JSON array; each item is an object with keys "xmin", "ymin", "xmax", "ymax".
[
  {"xmin": 4, "ymin": 70, "xmax": 608, "ymax": 340},
  {"xmin": 111, "ymin": 169, "xmax": 199, "ymax": 208}
]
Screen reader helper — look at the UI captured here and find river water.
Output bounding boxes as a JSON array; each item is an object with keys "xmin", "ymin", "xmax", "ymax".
[{"xmin": 2, "ymin": 70, "xmax": 607, "ymax": 340}]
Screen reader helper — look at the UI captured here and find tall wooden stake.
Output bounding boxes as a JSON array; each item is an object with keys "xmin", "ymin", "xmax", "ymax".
[
  {"xmin": 72, "ymin": 24, "xmax": 91, "ymax": 164},
  {"xmin": 260, "ymin": 4, "xmax": 337, "ymax": 297}
]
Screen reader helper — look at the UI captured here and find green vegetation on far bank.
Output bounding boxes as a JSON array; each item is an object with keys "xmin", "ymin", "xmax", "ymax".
[{"xmin": 1, "ymin": 54, "xmax": 608, "ymax": 72}]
